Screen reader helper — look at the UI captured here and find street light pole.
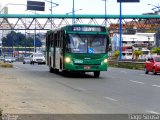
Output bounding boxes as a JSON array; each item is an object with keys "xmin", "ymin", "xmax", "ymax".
[
  {"xmin": 43, "ymin": 0, "xmax": 59, "ymax": 30},
  {"xmin": 72, "ymin": 0, "xmax": 75, "ymax": 24},
  {"xmin": 102, "ymin": 0, "xmax": 107, "ymax": 27},
  {"xmin": 34, "ymin": 15, "xmax": 36, "ymax": 53},
  {"xmin": 66, "ymin": 9, "xmax": 82, "ymax": 15},
  {"xmin": 147, "ymin": 36, "xmax": 151, "ymax": 49},
  {"xmin": 119, "ymin": 0, "xmax": 123, "ymax": 61}
]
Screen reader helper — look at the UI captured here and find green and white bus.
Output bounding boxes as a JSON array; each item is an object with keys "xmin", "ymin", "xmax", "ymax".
[{"xmin": 46, "ymin": 24, "xmax": 110, "ymax": 77}]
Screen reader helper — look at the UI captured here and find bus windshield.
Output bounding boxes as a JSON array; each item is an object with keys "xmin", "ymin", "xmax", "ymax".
[{"xmin": 68, "ymin": 34, "xmax": 107, "ymax": 53}]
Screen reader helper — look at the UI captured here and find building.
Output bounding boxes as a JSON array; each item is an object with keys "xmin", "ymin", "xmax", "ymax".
[{"xmin": 111, "ymin": 32, "xmax": 155, "ymax": 59}]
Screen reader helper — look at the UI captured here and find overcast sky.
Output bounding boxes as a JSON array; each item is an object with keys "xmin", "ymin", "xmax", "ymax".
[{"xmin": 0, "ymin": 0, "xmax": 159, "ymax": 15}]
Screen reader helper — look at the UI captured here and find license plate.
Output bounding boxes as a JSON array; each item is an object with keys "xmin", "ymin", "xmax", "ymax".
[{"xmin": 84, "ymin": 66, "xmax": 90, "ymax": 69}]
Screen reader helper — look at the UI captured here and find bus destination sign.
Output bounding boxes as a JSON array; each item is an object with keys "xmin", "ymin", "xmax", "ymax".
[{"xmin": 70, "ymin": 26, "xmax": 106, "ymax": 32}]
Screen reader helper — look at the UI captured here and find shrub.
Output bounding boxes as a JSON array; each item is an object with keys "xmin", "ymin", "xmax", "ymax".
[
  {"xmin": 133, "ymin": 50, "xmax": 143, "ymax": 61},
  {"xmin": 152, "ymin": 47, "xmax": 160, "ymax": 55},
  {"xmin": 113, "ymin": 51, "xmax": 120, "ymax": 61},
  {"xmin": 109, "ymin": 60, "xmax": 145, "ymax": 70},
  {"xmin": 0, "ymin": 62, "xmax": 13, "ymax": 68}
]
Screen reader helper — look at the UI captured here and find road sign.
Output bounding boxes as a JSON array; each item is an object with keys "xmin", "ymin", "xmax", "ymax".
[
  {"xmin": 27, "ymin": 1, "xmax": 45, "ymax": 11},
  {"xmin": 117, "ymin": 0, "xmax": 140, "ymax": 2}
]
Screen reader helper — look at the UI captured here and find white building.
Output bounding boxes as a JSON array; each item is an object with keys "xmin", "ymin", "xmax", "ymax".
[
  {"xmin": 122, "ymin": 33, "xmax": 155, "ymax": 47},
  {"xmin": 111, "ymin": 32, "xmax": 156, "ymax": 59},
  {"xmin": 111, "ymin": 33, "xmax": 155, "ymax": 49}
]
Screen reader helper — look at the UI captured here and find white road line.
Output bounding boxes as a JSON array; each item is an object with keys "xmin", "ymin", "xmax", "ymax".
[
  {"xmin": 14, "ymin": 66, "xmax": 20, "ymax": 69},
  {"xmin": 77, "ymin": 87, "xmax": 87, "ymax": 91},
  {"xmin": 129, "ymin": 80, "xmax": 144, "ymax": 84},
  {"xmin": 121, "ymin": 70, "xmax": 126, "ymax": 73},
  {"xmin": 147, "ymin": 110, "xmax": 160, "ymax": 114},
  {"xmin": 152, "ymin": 85, "xmax": 160, "ymax": 88},
  {"xmin": 104, "ymin": 97, "xmax": 118, "ymax": 102}
]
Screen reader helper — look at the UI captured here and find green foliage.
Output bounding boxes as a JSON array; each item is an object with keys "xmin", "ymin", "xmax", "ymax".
[
  {"xmin": 152, "ymin": 47, "xmax": 160, "ymax": 55},
  {"xmin": 2, "ymin": 31, "xmax": 42, "ymax": 48},
  {"xmin": 133, "ymin": 50, "xmax": 143, "ymax": 61},
  {"xmin": 113, "ymin": 50, "xmax": 120, "ymax": 60},
  {"xmin": 109, "ymin": 61, "xmax": 145, "ymax": 70}
]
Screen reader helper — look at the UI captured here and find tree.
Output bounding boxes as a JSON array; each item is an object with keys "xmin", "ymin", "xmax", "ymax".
[
  {"xmin": 152, "ymin": 47, "xmax": 160, "ymax": 55},
  {"xmin": 133, "ymin": 50, "xmax": 143, "ymax": 61}
]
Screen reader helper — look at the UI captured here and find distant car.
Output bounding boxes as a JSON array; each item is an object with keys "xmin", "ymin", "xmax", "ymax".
[
  {"xmin": 4, "ymin": 57, "xmax": 13, "ymax": 63},
  {"xmin": 0, "ymin": 56, "xmax": 4, "ymax": 61},
  {"xmin": 30, "ymin": 52, "xmax": 46, "ymax": 65},
  {"xmin": 145, "ymin": 56, "xmax": 160, "ymax": 75},
  {"xmin": 11, "ymin": 57, "xmax": 16, "ymax": 62},
  {"xmin": 23, "ymin": 57, "xmax": 31, "ymax": 64}
]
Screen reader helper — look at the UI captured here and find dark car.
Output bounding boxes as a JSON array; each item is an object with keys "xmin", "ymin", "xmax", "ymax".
[
  {"xmin": 23, "ymin": 57, "xmax": 31, "ymax": 64},
  {"xmin": 145, "ymin": 56, "xmax": 160, "ymax": 75}
]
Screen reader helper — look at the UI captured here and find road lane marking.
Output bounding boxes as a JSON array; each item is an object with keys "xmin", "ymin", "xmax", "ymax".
[
  {"xmin": 77, "ymin": 87, "xmax": 87, "ymax": 91},
  {"xmin": 147, "ymin": 110, "xmax": 160, "ymax": 114},
  {"xmin": 120, "ymin": 70, "xmax": 127, "ymax": 74},
  {"xmin": 104, "ymin": 97, "xmax": 118, "ymax": 102},
  {"xmin": 129, "ymin": 80, "xmax": 144, "ymax": 84},
  {"xmin": 152, "ymin": 85, "xmax": 160, "ymax": 88},
  {"xmin": 14, "ymin": 66, "xmax": 20, "ymax": 69}
]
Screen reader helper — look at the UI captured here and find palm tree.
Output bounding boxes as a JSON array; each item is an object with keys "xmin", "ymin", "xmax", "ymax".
[
  {"xmin": 133, "ymin": 50, "xmax": 143, "ymax": 61},
  {"xmin": 152, "ymin": 47, "xmax": 160, "ymax": 55}
]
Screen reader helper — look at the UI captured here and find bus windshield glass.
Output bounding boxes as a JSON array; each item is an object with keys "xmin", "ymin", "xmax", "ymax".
[{"xmin": 68, "ymin": 34, "xmax": 107, "ymax": 53}]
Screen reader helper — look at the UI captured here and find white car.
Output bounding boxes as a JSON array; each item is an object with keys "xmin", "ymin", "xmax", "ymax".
[
  {"xmin": 4, "ymin": 57, "xmax": 13, "ymax": 63},
  {"xmin": 30, "ymin": 52, "xmax": 46, "ymax": 65}
]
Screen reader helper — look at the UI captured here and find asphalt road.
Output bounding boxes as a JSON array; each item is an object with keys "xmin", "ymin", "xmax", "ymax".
[{"xmin": 0, "ymin": 62, "xmax": 160, "ymax": 115}]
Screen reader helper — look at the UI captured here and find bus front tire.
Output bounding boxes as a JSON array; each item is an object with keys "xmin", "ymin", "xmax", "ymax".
[
  {"xmin": 62, "ymin": 70, "xmax": 68, "ymax": 76},
  {"xmin": 94, "ymin": 71, "xmax": 100, "ymax": 78}
]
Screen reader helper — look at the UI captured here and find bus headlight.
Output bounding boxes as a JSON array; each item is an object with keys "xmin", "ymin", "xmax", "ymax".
[
  {"xmin": 103, "ymin": 58, "xmax": 108, "ymax": 63},
  {"xmin": 65, "ymin": 57, "xmax": 71, "ymax": 63}
]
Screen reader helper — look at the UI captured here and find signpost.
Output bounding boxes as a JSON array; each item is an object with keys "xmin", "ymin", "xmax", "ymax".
[
  {"xmin": 27, "ymin": 1, "xmax": 45, "ymax": 11},
  {"xmin": 27, "ymin": 1, "xmax": 45, "ymax": 52},
  {"xmin": 117, "ymin": 0, "xmax": 140, "ymax": 61}
]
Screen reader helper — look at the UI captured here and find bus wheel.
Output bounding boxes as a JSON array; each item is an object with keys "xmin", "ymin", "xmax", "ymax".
[
  {"xmin": 55, "ymin": 69, "xmax": 59, "ymax": 73},
  {"xmin": 94, "ymin": 71, "xmax": 100, "ymax": 78},
  {"xmin": 62, "ymin": 70, "xmax": 68, "ymax": 76}
]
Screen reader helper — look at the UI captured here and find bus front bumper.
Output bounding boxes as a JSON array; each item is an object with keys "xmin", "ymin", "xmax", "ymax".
[{"xmin": 64, "ymin": 63, "xmax": 108, "ymax": 72}]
